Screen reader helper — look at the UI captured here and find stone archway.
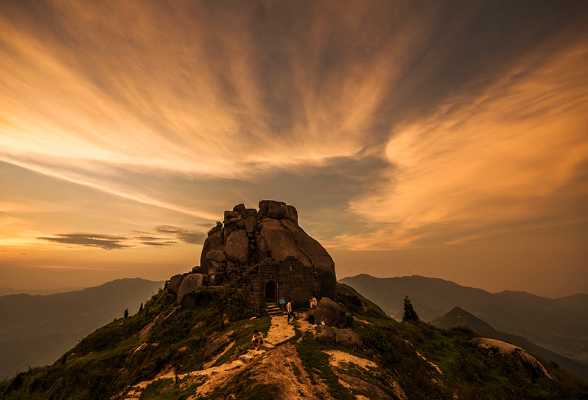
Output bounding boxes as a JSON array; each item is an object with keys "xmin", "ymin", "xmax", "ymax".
[{"xmin": 265, "ymin": 280, "xmax": 277, "ymax": 303}]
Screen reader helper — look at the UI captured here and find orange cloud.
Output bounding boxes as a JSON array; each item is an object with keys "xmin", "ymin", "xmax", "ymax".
[{"xmin": 347, "ymin": 37, "xmax": 588, "ymax": 249}]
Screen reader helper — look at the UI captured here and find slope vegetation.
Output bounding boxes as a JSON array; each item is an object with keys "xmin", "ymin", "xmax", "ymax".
[
  {"xmin": 433, "ymin": 306, "xmax": 588, "ymax": 381},
  {"xmin": 340, "ymin": 274, "xmax": 588, "ymax": 365},
  {"xmin": 1, "ymin": 283, "xmax": 587, "ymax": 399},
  {"xmin": 0, "ymin": 278, "xmax": 164, "ymax": 378}
]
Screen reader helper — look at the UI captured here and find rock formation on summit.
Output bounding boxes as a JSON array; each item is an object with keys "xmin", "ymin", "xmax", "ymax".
[{"xmin": 167, "ymin": 200, "xmax": 337, "ymax": 306}]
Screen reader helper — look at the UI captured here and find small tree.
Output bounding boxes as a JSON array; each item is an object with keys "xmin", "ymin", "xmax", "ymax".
[
  {"xmin": 139, "ymin": 303, "xmax": 143, "ymax": 313},
  {"xmin": 402, "ymin": 295, "xmax": 419, "ymax": 322},
  {"xmin": 124, "ymin": 309, "xmax": 129, "ymax": 318}
]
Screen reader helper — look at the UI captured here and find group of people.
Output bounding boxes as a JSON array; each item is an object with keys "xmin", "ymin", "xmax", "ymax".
[{"xmin": 251, "ymin": 296, "xmax": 319, "ymax": 350}]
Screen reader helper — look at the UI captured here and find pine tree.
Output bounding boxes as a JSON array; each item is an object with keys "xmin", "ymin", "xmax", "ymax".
[
  {"xmin": 124, "ymin": 309, "xmax": 129, "ymax": 318},
  {"xmin": 402, "ymin": 295, "xmax": 419, "ymax": 322},
  {"xmin": 139, "ymin": 303, "xmax": 143, "ymax": 313}
]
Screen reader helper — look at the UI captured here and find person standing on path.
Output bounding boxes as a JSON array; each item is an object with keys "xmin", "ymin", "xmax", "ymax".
[{"xmin": 287, "ymin": 299, "xmax": 295, "ymax": 324}]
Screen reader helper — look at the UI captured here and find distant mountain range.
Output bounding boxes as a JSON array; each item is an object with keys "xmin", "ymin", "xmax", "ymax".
[
  {"xmin": 0, "ymin": 278, "xmax": 164, "ymax": 378},
  {"xmin": 0, "ymin": 287, "xmax": 83, "ymax": 296},
  {"xmin": 340, "ymin": 274, "xmax": 588, "ymax": 367},
  {"xmin": 433, "ymin": 306, "xmax": 588, "ymax": 381}
]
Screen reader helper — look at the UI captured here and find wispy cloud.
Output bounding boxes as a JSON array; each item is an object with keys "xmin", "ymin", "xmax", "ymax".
[
  {"xmin": 1, "ymin": 0, "xmax": 587, "ymax": 299},
  {"xmin": 154, "ymin": 225, "xmax": 206, "ymax": 245},
  {"xmin": 37, "ymin": 226, "xmax": 206, "ymax": 250},
  {"xmin": 345, "ymin": 37, "xmax": 588, "ymax": 249},
  {"xmin": 0, "ymin": 250, "xmax": 27, "ymax": 256},
  {"xmin": 37, "ymin": 233, "xmax": 129, "ymax": 250}
]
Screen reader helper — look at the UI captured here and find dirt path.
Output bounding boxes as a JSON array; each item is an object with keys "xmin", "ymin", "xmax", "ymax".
[
  {"xmin": 265, "ymin": 314, "xmax": 295, "ymax": 345},
  {"xmin": 121, "ymin": 312, "xmax": 305, "ymax": 400}
]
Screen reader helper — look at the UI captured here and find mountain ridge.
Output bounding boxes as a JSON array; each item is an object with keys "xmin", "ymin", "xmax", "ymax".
[
  {"xmin": 0, "ymin": 277, "xmax": 164, "ymax": 378},
  {"xmin": 433, "ymin": 306, "xmax": 588, "ymax": 381},
  {"xmin": 340, "ymin": 274, "xmax": 588, "ymax": 366}
]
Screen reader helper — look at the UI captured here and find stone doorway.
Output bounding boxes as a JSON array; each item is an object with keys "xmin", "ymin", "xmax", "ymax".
[{"xmin": 265, "ymin": 280, "xmax": 276, "ymax": 303}]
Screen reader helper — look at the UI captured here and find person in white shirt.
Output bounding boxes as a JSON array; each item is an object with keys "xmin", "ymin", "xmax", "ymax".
[
  {"xmin": 251, "ymin": 329, "xmax": 264, "ymax": 350},
  {"xmin": 287, "ymin": 299, "xmax": 295, "ymax": 324}
]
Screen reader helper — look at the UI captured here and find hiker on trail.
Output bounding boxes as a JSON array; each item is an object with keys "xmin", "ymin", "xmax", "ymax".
[
  {"xmin": 251, "ymin": 329, "xmax": 264, "ymax": 350},
  {"xmin": 309, "ymin": 296, "xmax": 317, "ymax": 309},
  {"xmin": 287, "ymin": 299, "xmax": 295, "ymax": 324}
]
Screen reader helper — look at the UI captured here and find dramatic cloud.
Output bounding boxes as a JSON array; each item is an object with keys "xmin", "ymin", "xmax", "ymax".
[
  {"xmin": 37, "ymin": 233, "xmax": 129, "ymax": 250},
  {"xmin": 35, "ymin": 226, "xmax": 205, "ymax": 250},
  {"xmin": 1, "ymin": 0, "xmax": 587, "ymax": 295},
  {"xmin": 154, "ymin": 226, "xmax": 206, "ymax": 245}
]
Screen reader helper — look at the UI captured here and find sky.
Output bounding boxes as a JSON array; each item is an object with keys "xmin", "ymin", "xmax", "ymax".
[{"xmin": 1, "ymin": 0, "xmax": 587, "ymax": 297}]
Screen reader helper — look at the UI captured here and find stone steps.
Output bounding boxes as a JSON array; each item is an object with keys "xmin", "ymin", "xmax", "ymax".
[{"xmin": 266, "ymin": 303, "xmax": 284, "ymax": 316}]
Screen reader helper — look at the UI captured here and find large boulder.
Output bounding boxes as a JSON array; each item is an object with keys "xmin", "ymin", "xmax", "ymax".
[
  {"xmin": 233, "ymin": 204, "xmax": 246, "ymax": 216},
  {"xmin": 472, "ymin": 338, "xmax": 553, "ymax": 380},
  {"xmin": 281, "ymin": 219, "xmax": 337, "ymax": 300},
  {"xmin": 315, "ymin": 325, "xmax": 363, "ymax": 349},
  {"xmin": 206, "ymin": 250, "xmax": 226, "ymax": 263},
  {"xmin": 286, "ymin": 205, "xmax": 298, "ymax": 224},
  {"xmin": 259, "ymin": 219, "xmax": 311, "ymax": 265},
  {"xmin": 167, "ymin": 274, "xmax": 187, "ymax": 295},
  {"xmin": 224, "ymin": 210, "xmax": 239, "ymax": 223},
  {"xmin": 267, "ymin": 201, "xmax": 288, "ymax": 219},
  {"xmin": 200, "ymin": 231, "xmax": 223, "ymax": 275},
  {"xmin": 224, "ymin": 229, "xmax": 249, "ymax": 265},
  {"xmin": 309, "ymin": 297, "xmax": 346, "ymax": 327},
  {"xmin": 177, "ymin": 274, "xmax": 209, "ymax": 305},
  {"xmin": 244, "ymin": 216, "xmax": 257, "ymax": 234}
]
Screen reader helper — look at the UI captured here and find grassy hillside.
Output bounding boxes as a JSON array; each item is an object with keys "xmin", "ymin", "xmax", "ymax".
[
  {"xmin": 340, "ymin": 274, "xmax": 588, "ymax": 365},
  {"xmin": 1, "ymin": 283, "xmax": 587, "ymax": 399},
  {"xmin": 0, "ymin": 278, "xmax": 164, "ymax": 378},
  {"xmin": 433, "ymin": 307, "xmax": 588, "ymax": 381}
]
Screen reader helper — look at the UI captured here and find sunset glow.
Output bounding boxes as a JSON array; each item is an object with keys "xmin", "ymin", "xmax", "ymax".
[{"xmin": 1, "ymin": 0, "xmax": 587, "ymax": 296}]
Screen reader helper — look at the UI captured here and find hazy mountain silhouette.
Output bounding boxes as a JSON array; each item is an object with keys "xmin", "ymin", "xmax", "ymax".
[
  {"xmin": 0, "ymin": 287, "xmax": 81, "ymax": 296},
  {"xmin": 0, "ymin": 278, "xmax": 164, "ymax": 378},
  {"xmin": 340, "ymin": 274, "xmax": 588, "ymax": 366},
  {"xmin": 433, "ymin": 306, "xmax": 588, "ymax": 380}
]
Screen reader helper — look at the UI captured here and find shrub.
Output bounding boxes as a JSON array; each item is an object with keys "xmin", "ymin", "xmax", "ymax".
[{"xmin": 207, "ymin": 221, "xmax": 223, "ymax": 236}]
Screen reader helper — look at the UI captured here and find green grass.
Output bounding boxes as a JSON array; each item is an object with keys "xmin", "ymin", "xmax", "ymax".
[
  {"xmin": 3, "ymin": 282, "xmax": 588, "ymax": 400},
  {"xmin": 295, "ymin": 332, "xmax": 356, "ymax": 400},
  {"xmin": 211, "ymin": 316, "xmax": 271, "ymax": 368}
]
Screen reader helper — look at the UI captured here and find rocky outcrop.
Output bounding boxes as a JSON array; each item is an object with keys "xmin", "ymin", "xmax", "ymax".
[
  {"xmin": 156, "ymin": 306, "xmax": 180, "ymax": 331},
  {"xmin": 177, "ymin": 274, "xmax": 209, "ymax": 305},
  {"xmin": 309, "ymin": 297, "xmax": 346, "ymax": 327},
  {"xmin": 166, "ymin": 274, "xmax": 187, "ymax": 295},
  {"xmin": 315, "ymin": 325, "xmax": 363, "ymax": 349},
  {"xmin": 200, "ymin": 231, "xmax": 223, "ymax": 276},
  {"xmin": 195, "ymin": 200, "xmax": 337, "ymax": 301},
  {"xmin": 472, "ymin": 338, "xmax": 553, "ymax": 380},
  {"xmin": 203, "ymin": 331, "xmax": 234, "ymax": 361},
  {"xmin": 224, "ymin": 230, "xmax": 249, "ymax": 265}
]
